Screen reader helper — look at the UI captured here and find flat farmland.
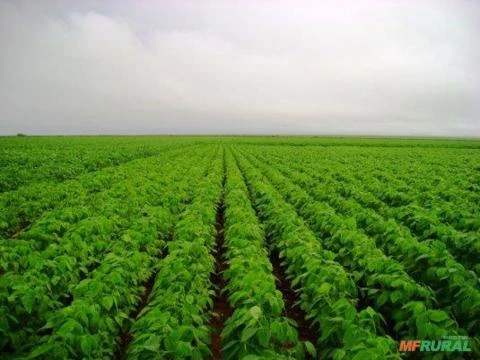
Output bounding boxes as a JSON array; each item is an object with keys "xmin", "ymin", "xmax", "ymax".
[{"xmin": 0, "ymin": 136, "xmax": 479, "ymax": 359}]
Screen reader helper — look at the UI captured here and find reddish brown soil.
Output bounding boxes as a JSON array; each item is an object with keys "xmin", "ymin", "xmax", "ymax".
[
  {"xmin": 114, "ymin": 241, "xmax": 169, "ymax": 360},
  {"xmin": 209, "ymin": 200, "xmax": 233, "ymax": 360},
  {"xmin": 269, "ymin": 250, "xmax": 318, "ymax": 350}
]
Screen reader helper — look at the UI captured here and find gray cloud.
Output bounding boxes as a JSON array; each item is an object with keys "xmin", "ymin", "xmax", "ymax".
[{"xmin": 1, "ymin": 0, "xmax": 479, "ymax": 136}]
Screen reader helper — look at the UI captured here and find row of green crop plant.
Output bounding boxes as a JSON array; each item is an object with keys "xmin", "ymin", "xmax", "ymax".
[
  {"xmin": 26, "ymin": 208, "xmax": 172, "ymax": 359},
  {"xmin": 343, "ymin": 153, "xmax": 480, "ymax": 274},
  {"xmin": 254, "ymin": 145, "xmax": 480, "ymax": 228},
  {"xmin": 247, "ymin": 145, "xmax": 480, "ymax": 275},
  {"xmin": 329, "ymin": 148, "xmax": 480, "ymax": 233},
  {"xmin": 221, "ymin": 149, "xmax": 310, "ymax": 359},
  {"xmin": 245, "ymin": 147, "xmax": 480, "ymax": 337},
  {"xmin": 214, "ymin": 137, "xmax": 480, "ymax": 149},
  {"xmin": 334, "ymin": 145, "xmax": 479, "ymax": 202},
  {"xmin": 0, "ymin": 137, "xmax": 195, "ymax": 192},
  {"xmin": 237, "ymin": 150, "xmax": 469, "ymax": 356},
  {"xmin": 0, "ymin": 148, "xmax": 212, "ymax": 356},
  {"xmin": 388, "ymin": 205, "xmax": 479, "ymax": 273},
  {"xmin": 21, "ymin": 150, "xmax": 217, "ymax": 359},
  {"xmin": 124, "ymin": 148, "xmax": 224, "ymax": 359},
  {"xmin": 0, "ymin": 146, "xmax": 208, "ymax": 275},
  {"xmin": 0, "ymin": 144, "xmax": 198, "ymax": 238},
  {"xmin": 233, "ymin": 150, "xmax": 400, "ymax": 359},
  {"xmin": 352, "ymin": 148, "xmax": 480, "ymax": 213},
  {"xmin": 346, "ymin": 162, "xmax": 480, "ymax": 262},
  {"xmin": 332, "ymin": 146, "xmax": 477, "ymax": 217},
  {"xmin": 378, "ymin": 158, "xmax": 480, "ymax": 233}
]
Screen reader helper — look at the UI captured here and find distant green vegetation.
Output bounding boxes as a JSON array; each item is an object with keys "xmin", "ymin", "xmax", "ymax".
[{"xmin": 1, "ymin": 136, "xmax": 479, "ymax": 359}]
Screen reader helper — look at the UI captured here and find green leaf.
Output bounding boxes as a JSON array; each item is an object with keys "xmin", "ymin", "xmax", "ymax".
[
  {"xmin": 428, "ymin": 310, "xmax": 449, "ymax": 323},
  {"xmin": 304, "ymin": 341, "xmax": 317, "ymax": 357},
  {"xmin": 333, "ymin": 348, "xmax": 346, "ymax": 360},
  {"xmin": 241, "ymin": 327, "xmax": 257, "ymax": 342},
  {"xmin": 249, "ymin": 306, "xmax": 262, "ymax": 320},
  {"xmin": 80, "ymin": 335, "xmax": 95, "ymax": 355},
  {"xmin": 102, "ymin": 296, "xmax": 114, "ymax": 311},
  {"xmin": 257, "ymin": 328, "xmax": 270, "ymax": 347},
  {"xmin": 390, "ymin": 291, "xmax": 403, "ymax": 304},
  {"xmin": 142, "ymin": 335, "xmax": 161, "ymax": 352},
  {"xmin": 21, "ymin": 294, "xmax": 34, "ymax": 314},
  {"xmin": 175, "ymin": 341, "xmax": 192, "ymax": 357},
  {"xmin": 415, "ymin": 254, "xmax": 429, "ymax": 262},
  {"xmin": 352, "ymin": 350, "xmax": 375, "ymax": 360},
  {"xmin": 28, "ymin": 343, "xmax": 56, "ymax": 359},
  {"xmin": 58, "ymin": 319, "xmax": 82, "ymax": 337},
  {"xmin": 241, "ymin": 355, "xmax": 260, "ymax": 360},
  {"xmin": 376, "ymin": 292, "xmax": 389, "ymax": 307},
  {"xmin": 318, "ymin": 283, "xmax": 331, "ymax": 294}
]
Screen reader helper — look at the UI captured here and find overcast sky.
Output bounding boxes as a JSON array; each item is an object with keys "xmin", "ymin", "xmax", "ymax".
[{"xmin": 0, "ymin": 0, "xmax": 479, "ymax": 136}]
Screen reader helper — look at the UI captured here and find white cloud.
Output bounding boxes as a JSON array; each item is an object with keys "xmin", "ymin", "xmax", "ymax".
[{"xmin": 0, "ymin": 0, "xmax": 479, "ymax": 135}]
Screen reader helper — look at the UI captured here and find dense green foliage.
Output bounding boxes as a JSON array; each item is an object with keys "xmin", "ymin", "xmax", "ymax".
[{"xmin": 0, "ymin": 136, "xmax": 479, "ymax": 359}]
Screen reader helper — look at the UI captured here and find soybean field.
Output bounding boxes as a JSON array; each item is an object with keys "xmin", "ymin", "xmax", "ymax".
[{"xmin": 0, "ymin": 136, "xmax": 479, "ymax": 359}]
